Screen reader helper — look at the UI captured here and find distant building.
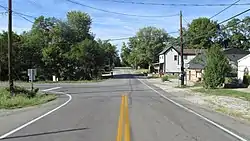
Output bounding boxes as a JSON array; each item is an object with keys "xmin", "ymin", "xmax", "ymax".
[
  {"xmin": 187, "ymin": 48, "xmax": 249, "ymax": 82},
  {"xmin": 158, "ymin": 45, "xmax": 203, "ymax": 74}
]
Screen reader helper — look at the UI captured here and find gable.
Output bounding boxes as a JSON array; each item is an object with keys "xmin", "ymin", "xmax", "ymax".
[
  {"xmin": 159, "ymin": 46, "xmax": 205, "ymax": 56},
  {"xmin": 238, "ymin": 54, "xmax": 250, "ymax": 63}
]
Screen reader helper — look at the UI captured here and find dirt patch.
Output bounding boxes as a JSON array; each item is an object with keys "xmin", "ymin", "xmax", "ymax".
[{"xmin": 147, "ymin": 78, "xmax": 250, "ymax": 122}]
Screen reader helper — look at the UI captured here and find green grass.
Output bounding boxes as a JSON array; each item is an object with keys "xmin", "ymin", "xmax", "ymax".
[
  {"xmin": 168, "ymin": 75, "xmax": 178, "ymax": 79},
  {"xmin": 192, "ymin": 88, "xmax": 250, "ymax": 101},
  {"xmin": 0, "ymin": 88, "xmax": 57, "ymax": 109},
  {"xmin": 134, "ymin": 69, "xmax": 149, "ymax": 74}
]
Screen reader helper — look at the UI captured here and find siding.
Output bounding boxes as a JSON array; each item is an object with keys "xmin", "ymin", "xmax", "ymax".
[
  {"xmin": 238, "ymin": 55, "xmax": 250, "ymax": 83},
  {"xmin": 164, "ymin": 49, "xmax": 196, "ymax": 73},
  {"xmin": 159, "ymin": 54, "xmax": 164, "ymax": 63},
  {"xmin": 165, "ymin": 48, "xmax": 180, "ymax": 73}
]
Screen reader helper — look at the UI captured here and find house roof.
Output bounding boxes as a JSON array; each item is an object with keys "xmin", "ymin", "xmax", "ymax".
[
  {"xmin": 188, "ymin": 48, "xmax": 250, "ymax": 69},
  {"xmin": 226, "ymin": 54, "xmax": 248, "ymax": 64},
  {"xmin": 159, "ymin": 46, "xmax": 205, "ymax": 55},
  {"xmin": 188, "ymin": 54, "xmax": 206, "ymax": 69},
  {"xmin": 238, "ymin": 54, "xmax": 250, "ymax": 62}
]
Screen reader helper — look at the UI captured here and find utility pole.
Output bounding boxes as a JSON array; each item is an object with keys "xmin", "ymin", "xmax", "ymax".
[
  {"xmin": 8, "ymin": 0, "xmax": 14, "ymax": 96},
  {"xmin": 180, "ymin": 10, "xmax": 184, "ymax": 86}
]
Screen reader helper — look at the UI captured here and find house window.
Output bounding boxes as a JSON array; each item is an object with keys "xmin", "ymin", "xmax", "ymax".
[
  {"xmin": 184, "ymin": 55, "xmax": 187, "ymax": 60},
  {"xmin": 174, "ymin": 55, "xmax": 177, "ymax": 61}
]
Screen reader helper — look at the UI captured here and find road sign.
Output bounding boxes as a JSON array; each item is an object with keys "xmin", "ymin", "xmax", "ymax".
[{"xmin": 28, "ymin": 69, "xmax": 37, "ymax": 81}]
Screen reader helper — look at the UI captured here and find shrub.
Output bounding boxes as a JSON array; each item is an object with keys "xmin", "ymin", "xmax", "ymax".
[
  {"xmin": 203, "ymin": 44, "xmax": 231, "ymax": 89},
  {"xmin": 161, "ymin": 75, "xmax": 169, "ymax": 82},
  {"xmin": 243, "ymin": 75, "xmax": 250, "ymax": 86}
]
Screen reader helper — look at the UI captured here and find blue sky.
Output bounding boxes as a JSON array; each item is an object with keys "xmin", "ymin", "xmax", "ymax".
[{"xmin": 0, "ymin": 0, "xmax": 250, "ymax": 52}]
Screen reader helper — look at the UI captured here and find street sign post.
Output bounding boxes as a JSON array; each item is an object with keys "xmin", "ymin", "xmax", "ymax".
[{"xmin": 28, "ymin": 69, "xmax": 37, "ymax": 91}]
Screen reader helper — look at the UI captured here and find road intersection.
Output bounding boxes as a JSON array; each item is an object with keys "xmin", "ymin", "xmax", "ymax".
[{"xmin": 0, "ymin": 69, "xmax": 248, "ymax": 141}]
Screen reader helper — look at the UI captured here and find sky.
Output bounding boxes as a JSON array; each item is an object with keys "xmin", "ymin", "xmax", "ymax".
[{"xmin": 0, "ymin": 0, "xmax": 250, "ymax": 53}]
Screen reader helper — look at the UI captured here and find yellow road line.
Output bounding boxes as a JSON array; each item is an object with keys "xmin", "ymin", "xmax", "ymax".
[
  {"xmin": 116, "ymin": 95, "xmax": 131, "ymax": 141},
  {"xmin": 124, "ymin": 95, "xmax": 131, "ymax": 141},
  {"xmin": 116, "ymin": 95, "xmax": 125, "ymax": 141}
]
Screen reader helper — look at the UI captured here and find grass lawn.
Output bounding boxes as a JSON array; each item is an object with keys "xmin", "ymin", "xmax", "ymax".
[
  {"xmin": 192, "ymin": 88, "xmax": 250, "ymax": 101},
  {"xmin": 0, "ymin": 87, "xmax": 57, "ymax": 109},
  {"xmin": 168, "ymin": 74, "xmax": 178, "ymax": 79},
  {"xmin": 134, "ymin": 69, "xmax": 149, "ymax": 74}
]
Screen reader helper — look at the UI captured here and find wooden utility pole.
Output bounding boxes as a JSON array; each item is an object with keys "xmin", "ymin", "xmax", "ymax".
[
  {"xmin": 180, "ymin": 10, "xmax": 184, "ymax": 86},
  {"xmin": 8, "ymin": 0, "xmax": 14, "ymax": 96}
]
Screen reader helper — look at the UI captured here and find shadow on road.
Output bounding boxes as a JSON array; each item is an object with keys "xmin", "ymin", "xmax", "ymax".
[
  {"xmin": 112, "ymin": 73, "xmax": 147, "ymax": 79},
  {"xmin": 1, "ymin": 127, "xmax": 89, "ymax": 140},
  {"xmin": 67, "ymin": 88, "xmax": 163, "ymax": 95}
]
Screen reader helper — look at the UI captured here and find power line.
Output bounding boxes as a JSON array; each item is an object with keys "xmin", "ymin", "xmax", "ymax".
[
  {"xmin": 0, "ymin": 4, "xmax": 35, "ymax": 23},
  {"xmin": 91, "ymin": 0, "xmax": 250, "ymax": 7},
  {"xmin": 185, "ymin": 10, "xmax": 250, "ymax": 44},
  {"xmin": 106, "ymin": 31, "xmax": 179, "ymax": 41},
  {"xmin": 209, "ymin": 0, "xmax": 241, "ymax": 19},
  {"xmin": 65, "ymin": 0, "xmax": 179, "ymax": 18},
  {"xmin": 218, "ymin": 8, "xmax": 250, "ymax": 24}
]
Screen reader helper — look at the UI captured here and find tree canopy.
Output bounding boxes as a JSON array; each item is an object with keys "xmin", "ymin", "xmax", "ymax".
[
  {"xmin": 121, "ymin": 26, "xmax": 170, "ymax": 69},
  {"xmin": 0, "ymin": 11, "xmax": 119, "ymax": 81}
]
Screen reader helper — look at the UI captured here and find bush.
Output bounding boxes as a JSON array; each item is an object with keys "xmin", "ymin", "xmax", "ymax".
[
  {"xmin": 161, "ymin": 75, "xmax": 169, "ymax": 82},
  {"xmin": 243, "ymin": 75, "xmax": 250, "ymax": 86},
  {"xmin": 203, "ymin": 44, "xmax": 231, "ymax": 89}
]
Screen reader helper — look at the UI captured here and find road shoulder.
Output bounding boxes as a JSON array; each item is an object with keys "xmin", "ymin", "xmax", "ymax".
[
  {"xmin": 0, "ymin": 93, "xmax": 68, "ymax": 137},
  {"xmin": 143, "ymin": 78, "xmax": 250, "ymax": 140}
]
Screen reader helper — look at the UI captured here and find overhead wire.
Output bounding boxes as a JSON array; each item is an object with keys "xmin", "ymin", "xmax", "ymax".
[
  {"xmin": 184, "ymin": 9, "xmax": 250, "ymax": 45},
  {"xmin": 0, "ymin": 4, "xmax": 35, "ymax": 23},
  {"xmin": 65, "ymin": 0, "xmax": 179, "ymax": 18},
  {"xmin": 90, "ymin": 0, "xmax": 250, "ymax": 7},
  {"xmin": 218, "ymin": 8, "xmax": 250, "ymax": 24},
  {"xmin": 209, "ymin": 0, "xmax": 241, "ymax": 19},
  {"xmin": 106, "ymin": 31, "xmax": 179, "ymax": 41}
]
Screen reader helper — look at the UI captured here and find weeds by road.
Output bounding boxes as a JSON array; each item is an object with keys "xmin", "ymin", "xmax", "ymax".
[{"xmin": 0, "ymin": 87, "xmax": 57, "ymax": 109}]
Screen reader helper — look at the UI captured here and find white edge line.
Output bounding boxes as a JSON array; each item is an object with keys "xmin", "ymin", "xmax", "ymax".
[
  {"xmin": 0, "ymin": 87, "xmax": 72, "ymax": 139},
  {"xmin": 138, "ymin": 79, "xmax": 248, "ymax": 141}
]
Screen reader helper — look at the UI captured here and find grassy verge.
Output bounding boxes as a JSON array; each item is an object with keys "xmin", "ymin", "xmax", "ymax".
[
  {"xmin": 168, "ymin": 75, "xmax": 178, "ymax": 79},
  {"xmin": 192, "ymin": 88, "xmax": 250, "ymax": 101},
  {"xmin": 133, "ymin": 69, "xmax": 149, "ymax": 74},
  {"xmin": 0, "ymin": 87, "xmax": 57, "ymax": 109}
]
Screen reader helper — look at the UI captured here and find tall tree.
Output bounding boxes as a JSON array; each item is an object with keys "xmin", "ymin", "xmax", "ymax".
[
  {"xmin": 223, "ymin": 17, "xmax": 250, "ymax": 50},
  {"xmin": 186, "ymin": 17, "xmax": 218, "ymax": 49},
  {"xmin": 120, "ymin": 42, "xmax": 131, "ymax": 66},
  {"xmin": 127, "ymin": 26, "xmax": 170, "ymax": 69},
  {"xmin": 67, "ymin": 11, "xmax": 93, "ymax": 42}
]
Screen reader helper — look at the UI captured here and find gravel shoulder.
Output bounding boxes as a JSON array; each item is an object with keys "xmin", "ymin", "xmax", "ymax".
[{"xmin": 146, "ymin": 78, "xmax": 250, "ymax": 139}]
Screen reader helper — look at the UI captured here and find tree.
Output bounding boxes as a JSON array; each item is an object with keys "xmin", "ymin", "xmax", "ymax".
[
  {"xmin": 222, "ymin": 17, "xmax": 250, "ymax": 50},
  {"xmin": 203, "ymin": 44, "xmax": 231, "ymax": 88},
  {"xmin": 186, "ymin": 17, "xmax": 218, "ymax": 49},
  {"xmin": 120, "ymin": 42, "xmax": 131, "ymax": 66},
  {"xmin": 127, "ymin": 27, "xmax": 170, "ymax": 69},
  {"xmin": 70, "ymin": 39, "xmax": 105, "ymax": 80},
  {"xmin": 67, "ymin": 11, "xmax": 93, "ymax": 42}
]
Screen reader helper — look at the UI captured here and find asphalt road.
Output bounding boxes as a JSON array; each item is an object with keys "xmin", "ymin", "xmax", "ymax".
[{"xmin": 0, "ymin": 69, "xmax": 243, "ymax": 141}]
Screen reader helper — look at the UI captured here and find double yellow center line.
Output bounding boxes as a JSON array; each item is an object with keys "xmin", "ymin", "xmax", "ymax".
[{"xmin": 116, "ymin": 95, "xmax": 130, "ymax": 141}]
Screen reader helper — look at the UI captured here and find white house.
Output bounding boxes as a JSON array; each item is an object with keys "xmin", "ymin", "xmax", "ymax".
[
  {"xmin": 238, "ymin": 54, "xmax": 250, "ymax": 83},
  {"xmin": 158, "ymin": 46, "xmax": 202, "ymax": 74}
]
